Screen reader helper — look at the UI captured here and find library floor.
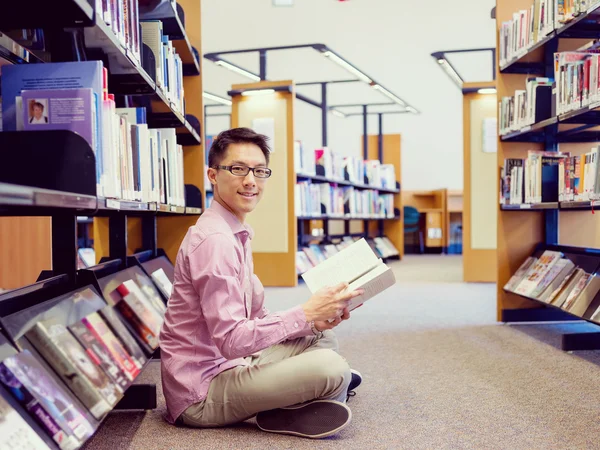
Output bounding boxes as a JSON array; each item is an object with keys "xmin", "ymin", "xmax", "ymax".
[{"xmin": 83, "ymin": 255, "xmax": 600, "ymax": 450}]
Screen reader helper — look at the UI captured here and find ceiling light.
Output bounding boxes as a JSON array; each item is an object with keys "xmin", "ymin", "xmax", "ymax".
[
  {"xmin": 406, "ymin": 106, "xmax": 417, "ymax": 114},
  {"xmin": 372, "ymin": 84, "xmax": 406, "ymax": 106},
  {"xmin": 215, "ymin": 60, "xmax": 261, "ymax": 81},
  {"xmin": 477, "ymin": 88, "xmax": 497, "ymax": 94},
  {"xmin": 241, "ymin": 89, "xmax": 275, "ymax": 96},
  {"xmin": 437, "ymin": 58, "xmax": 463, "ymax": 87},
  {"xmin": 331, "ymin": 109, "xmax": 346, "ymax": 118},
  {"xmin": 322, "ymin": 50, "xmax": 372, "ymax": 83},
  {"xmin": 203, "ymin": 92, "xmax": 232, "ymax": 106}
]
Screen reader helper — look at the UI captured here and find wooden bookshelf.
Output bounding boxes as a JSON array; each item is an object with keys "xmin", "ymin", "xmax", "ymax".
[
  {"xmin": 496, "ymin": 0, "xmax": 600, "ymax": 322},
  {"xmin": 402, "ymin": 189, "xmax": 446, "ymax": 250}
]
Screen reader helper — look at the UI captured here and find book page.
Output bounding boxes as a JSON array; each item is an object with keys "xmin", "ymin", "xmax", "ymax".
[
  {"xmin": 301, "ymin": 238, "xmax": 380, "ymax": 292},
  {"xmin": 348, "ymin": 265, "xmax": 396, "ymax": 310}
]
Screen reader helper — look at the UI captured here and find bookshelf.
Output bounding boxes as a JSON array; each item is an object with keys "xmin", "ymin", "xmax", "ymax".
[
  {"xmin": 496, "ymin": 0, "xmax": 600, "ymax": 345},
  {"xmin": 0, "ymin": 0, "xmax": 204, "ymax": 447}
]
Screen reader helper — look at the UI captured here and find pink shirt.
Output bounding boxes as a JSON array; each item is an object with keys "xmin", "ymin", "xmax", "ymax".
[{"xmin": 159, "ymin": 201, "xmax": 313, "ymax": 423}]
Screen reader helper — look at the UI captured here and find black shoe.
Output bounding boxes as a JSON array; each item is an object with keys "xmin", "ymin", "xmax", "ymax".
[
  {"xmin": 348, "ymin": 369, "xmax": 362, "ymax": 392},
  {"xmin": 256, "ymin": 400, "xmax": 351, "ymax": 439}
]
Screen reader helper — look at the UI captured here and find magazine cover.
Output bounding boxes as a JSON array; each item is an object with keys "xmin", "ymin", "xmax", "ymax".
[
  {"xmin": 1, "ymin": 350, "xmax": 94, "ymax": 444},
  {"xmin": 26, "ymin": 319, "xmax": 113, "ymax": 420}
]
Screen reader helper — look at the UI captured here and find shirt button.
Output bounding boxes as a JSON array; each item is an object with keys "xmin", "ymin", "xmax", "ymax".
[{"xmin": 294, "ymin": 322, "xmax": 299, "ymax": 328}]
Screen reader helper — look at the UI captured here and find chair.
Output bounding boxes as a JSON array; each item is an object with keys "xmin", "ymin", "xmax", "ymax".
[{"xmin": 403, "ymin": 206, "xmax": 424, "ymax": 254}]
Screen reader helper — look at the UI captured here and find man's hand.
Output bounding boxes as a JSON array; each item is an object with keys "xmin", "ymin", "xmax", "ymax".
[
  {"xmin": 302, "ymin": 282, "xmax": 363, "ymax": 323},
  {"xmin": 314, "ymin": 307, "xmax": 350, "ymax": 331}
]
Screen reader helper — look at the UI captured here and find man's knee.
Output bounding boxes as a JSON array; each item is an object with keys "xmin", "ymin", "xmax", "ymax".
[{"xmin": 306, "ymin": 349, "xmax": 351, "ymax": 395}]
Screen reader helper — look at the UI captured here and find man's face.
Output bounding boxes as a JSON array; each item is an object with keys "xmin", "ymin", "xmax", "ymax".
[
  {"xmin": 33, "ymin": 105, "xmax": 43, "ymax": 119},
  {"xmin": 208, "ymin": 142, "xmax": 268, "ymax": 221}
]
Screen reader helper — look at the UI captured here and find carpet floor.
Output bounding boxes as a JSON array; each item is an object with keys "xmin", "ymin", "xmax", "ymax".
[{"xmin": 82, "ymin": 256, "xmax": 600, "ymax": 450}]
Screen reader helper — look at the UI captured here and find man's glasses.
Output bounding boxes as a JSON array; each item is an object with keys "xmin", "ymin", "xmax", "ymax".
[{"xmin": 216, "ymin": 165, "xmax": 272, "ymax": 178}]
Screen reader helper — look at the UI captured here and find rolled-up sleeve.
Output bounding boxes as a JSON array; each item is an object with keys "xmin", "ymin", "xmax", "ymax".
[{"xmin": 189, "ymin": 233, "xmax": 312, "ymax": 360}]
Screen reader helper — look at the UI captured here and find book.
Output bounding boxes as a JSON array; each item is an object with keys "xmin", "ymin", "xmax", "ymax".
[
  {"xmin": 150, "ymin": 268, "xmax": 173, "ymax": 299},
  {"xmin": 504, "ymin": 256, "xmax": 537, "ymax": 291},
  {"xmin": 97, "ymin": 306, "xmax": 147, "ymax": 370},
  {"xmin": 514, "ymin": 251, "xmax": 563, "ymax": 296},
  {"xmin": 133, "ymin": 272, "xmax": 166, "ymax": 316},
  {"xmin": 68, "ymin": 321, "xmax": 129, "ymax": 394},
  {"xmin": 25, "ymin": 319, "xmax": 113, "ymax": 420},
  {"xmin": 0, "ymin": 391, "xmax": 52, "ymax": 450},
  {"xmin": 114, "ymin": 280, "xmax": 163, "ymax": 349},
  {"xmin": 530, "ymin": 258, "xmax": 575, "ymax": 299},
  {"xmin": 21, "ymin": 88, "xmax": 96, "ymax": 152},
  {"xmin": 82, "ymin": 312, "xmax": 141, "ymax": 381},
  {"xmin": 301, "ymin": 238, "xmax": 396, "ymax": 312},
  {"xmin": 0, "ymin": 350, "xmax": 94, "ymax": 446},
  {"xmin": 567, "ymin": 274, "xmax": 600, "ymax": 317}
]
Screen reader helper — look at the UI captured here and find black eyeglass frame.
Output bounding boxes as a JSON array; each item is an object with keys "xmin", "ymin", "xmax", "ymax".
[{"xmin": 215, "ymin": 164, "xmax": 272, "ymax": 178}]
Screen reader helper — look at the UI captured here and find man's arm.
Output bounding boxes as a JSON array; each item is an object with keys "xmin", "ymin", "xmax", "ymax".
[
  {"xmin": 189, "ymin": 234, "xmax": 312, "ymax": 360},
  {"xmin": 250, "ymin": 274, "xmax": 270, "ymax": 319}
]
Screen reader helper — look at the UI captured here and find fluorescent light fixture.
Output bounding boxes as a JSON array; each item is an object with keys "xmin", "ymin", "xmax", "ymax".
[
  {"xmin": 241, "ymin": 89, "xmax": 275, "ymax": 96},
  {"xmin": 203, "ymin": 92, "xmax": 232, "ymax": 106},
  {"xmin": 372, "ymin": 84, "xmax": 406, "ymax": 106},
  {"xmin": 406, "ymin": 106, "xmax": 417, "ymax": 114},
  {"xmin": 437, "ymin": 58, "xmax": 463, "ymax": 87},
  {"xmin": 215, "ymin": 60, "xmax": 261, "ymax": 81},
  {"xmin": 477, "ymin": 88, "xmax": 497, "ymax": 94},
  {"xmin": 322, "ymin": 51, "xmax": 372, "ymax": 83},
  {"xmin": 331, "ymin": 109, "xmax": 346, "ymax": 118}
]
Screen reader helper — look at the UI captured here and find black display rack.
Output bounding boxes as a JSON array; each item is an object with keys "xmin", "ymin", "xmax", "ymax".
[
  {"xmin": 503, "ymin": 243, "xmax": 600, "ymax": 351},
  {"xmin": 0, "ymin": 3, "xmax": 198, "ymax": 447}
]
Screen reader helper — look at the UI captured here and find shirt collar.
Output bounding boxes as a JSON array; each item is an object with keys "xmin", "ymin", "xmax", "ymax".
[{"xmin": 209, "ymin": 200, "xmax": 254, "ymax": 240}]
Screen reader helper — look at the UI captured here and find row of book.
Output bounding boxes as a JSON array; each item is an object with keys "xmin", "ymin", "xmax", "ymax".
[
  {"xmin": 554, "ymin": 50, "xmax": 600, "ymax": 115},
  {"xmin": 295, "ymin": 181, "xmax": 395, "ymax": 218},
  {"xmin": 505, "ymin": 249, "xmax": 600, "ymax": 320},
  {"xmin": 500, "ymin": 148, "xmax": 600, "ymax": 205},
  {"xmin": 140, "ymin": 20, "xmax": 185, "ymax": 115},
  {"xmin": 1, "ymin": 61, "xmax": 186, "ymax": 207},
  {"xmin": 499, "ymin": 77, "xmax": 552, "ymax": 135},
  {"xmin": 0, "ymin": 265, "xmax": 174, "ymax": 449},
  {"xmin": 296, "ymin": 236, "xmax": 399, "ymax": 275},
  {"xmin": 95, "ymin": 0, "xmax": 143, "ymax": 66},
  {"xmin": 294, "ymin": 141, "xmax": 397, "ymax": 189},
  {"xmin": 499, "ymin": 0, "xmax": 600, "ymax": 66}
]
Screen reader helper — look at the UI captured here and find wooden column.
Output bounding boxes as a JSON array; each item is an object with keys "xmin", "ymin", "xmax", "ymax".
[
  {"xmin": 463, "ymin": 91, "xmax": 497, "ymax": 282},
  {"xmin": 231, "ymin": 80, "xmax": 297, "ymax": 287}
]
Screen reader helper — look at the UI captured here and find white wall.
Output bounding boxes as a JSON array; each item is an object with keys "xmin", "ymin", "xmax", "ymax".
[{"xmin": 201, "ymin": 0, "xmax": 496, "ymax": 190}]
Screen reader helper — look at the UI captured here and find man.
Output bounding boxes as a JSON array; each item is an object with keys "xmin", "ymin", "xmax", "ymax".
[{"xmin": 159, "ymin": 127, "xmax": 363, "ymax": 439}]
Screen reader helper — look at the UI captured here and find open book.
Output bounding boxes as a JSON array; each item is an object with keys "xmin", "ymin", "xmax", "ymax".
[{"xmin": 301, "ymin": 238, "xmax": 396, "ymax": 312}]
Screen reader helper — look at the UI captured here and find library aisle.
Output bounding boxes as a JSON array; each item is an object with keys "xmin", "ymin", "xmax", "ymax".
[{"xmin": 82, "ymin": 256, "xmax": 600, "ymax": 450}]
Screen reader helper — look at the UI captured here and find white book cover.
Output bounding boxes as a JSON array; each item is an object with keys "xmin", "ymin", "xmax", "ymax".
[
  {"xmin": 0, "ymin": 394, "xmax": 51, "ymax": 450},
  {"xmin": 301, "ymin": 238, "xmax": 396, "ymax": 312}
]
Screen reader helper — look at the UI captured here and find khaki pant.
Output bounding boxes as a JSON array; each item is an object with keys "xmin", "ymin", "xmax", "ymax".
[{"xmin": 179, "ymin": 330, "xmax": 351, "ymax": 427}]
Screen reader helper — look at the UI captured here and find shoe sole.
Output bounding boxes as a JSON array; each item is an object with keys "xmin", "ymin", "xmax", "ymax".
[{"xmin": 256, "ymin": 400, "xmax": 352, "ymax": 439}]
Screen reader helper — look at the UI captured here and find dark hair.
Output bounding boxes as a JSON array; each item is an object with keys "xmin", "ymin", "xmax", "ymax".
[
  {"xmin": 33, "ymin": 102, "xmax": 44, "ymax": 110},
  {"xmin": 208, "ymin": 127, "xmax": 271, "ymax": 168}
]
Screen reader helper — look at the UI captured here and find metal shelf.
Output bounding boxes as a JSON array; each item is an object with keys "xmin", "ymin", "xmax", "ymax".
[
  {"xmin": 296, "ymin": 173, "xmax": 400, "ymax": 193},
  {"xmin": 500, "ymin": 202, "xmax": 559, "ymax": 211},
  {"xmin": 500, "ymin": 117, "xmax": 558, "ymax": 142},
  {"xmin": 0, "ymin": 182, "xmax": 97, "ymax": 215},
  {"xmin": 297, "ymin": 215, "xmax": 400, "ymax": 221}
]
